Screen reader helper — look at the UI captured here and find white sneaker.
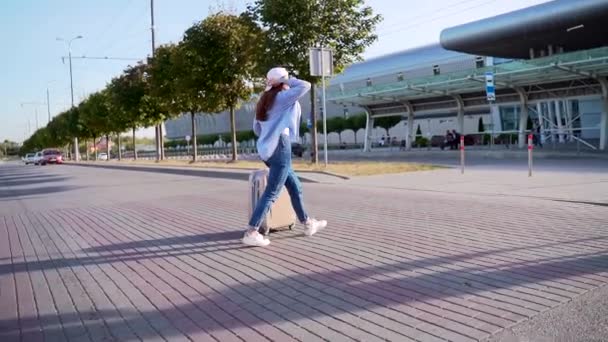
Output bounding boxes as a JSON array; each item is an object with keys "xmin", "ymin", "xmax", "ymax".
[
  {"xmin": 304, "ymin": 218, "xmax": 327, "ymax": 236},
  {"xmin": 242, "ymin": 231, "xmax": 270, "ymax": 247}
]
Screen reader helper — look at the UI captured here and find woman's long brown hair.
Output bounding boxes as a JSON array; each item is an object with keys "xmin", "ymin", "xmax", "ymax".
[{"xmin": 255, "ymin": 86, "xmax": 282, "ymax": 121}]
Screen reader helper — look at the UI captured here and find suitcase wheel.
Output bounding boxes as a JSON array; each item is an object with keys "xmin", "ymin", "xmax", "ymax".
[
  {"xmin": 289, "ymin": 223, "xmax": 295, "ymax": 230},
  {"xmin": 259, "ymin": 226, "xmax": 270, "ymax": 236}
]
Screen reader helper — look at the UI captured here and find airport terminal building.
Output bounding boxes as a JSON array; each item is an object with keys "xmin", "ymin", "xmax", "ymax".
[{"xmin": 164, "ymin": 0, "xmax": 608, "ymax": 152}]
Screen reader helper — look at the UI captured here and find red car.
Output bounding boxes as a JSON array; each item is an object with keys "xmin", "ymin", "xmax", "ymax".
[{"xmin": 40, "ymin": 149, "xmax": 63, "ymax": 165}]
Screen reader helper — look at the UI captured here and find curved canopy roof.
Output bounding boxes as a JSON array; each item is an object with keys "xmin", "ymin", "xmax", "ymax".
[
  {"xmin": 331, "ymin": 44, "xmax": 463, "ymax": 84},
  {"xmin": 328, "ymin": 46, "xmax": 608, "ymax": 108},
  {"xmin": 440, "ymin": 0, "xmax": 608, "ymax": 59}
]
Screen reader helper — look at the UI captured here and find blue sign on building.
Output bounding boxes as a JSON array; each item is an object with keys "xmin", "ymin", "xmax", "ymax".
[{"xmin": 485, "ymin": 71, "xmax": 496, "ymax": 102}]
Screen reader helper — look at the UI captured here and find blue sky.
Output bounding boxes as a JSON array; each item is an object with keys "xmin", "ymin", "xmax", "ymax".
[{"xmin": 1, "ymin": 0, "xmax": 550, "ymax": 143}]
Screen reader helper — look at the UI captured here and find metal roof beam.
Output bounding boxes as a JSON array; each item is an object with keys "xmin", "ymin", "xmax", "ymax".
[
  {"xmin": 467, "ymin": 75, "xmax": 513, "ymax": 88},
  {"xmin": 552, "ymin": 63, "xmax": 597, "ymax": 79},
  {"xmin": 408, "ymin": 85, "xmax": 449, "ymax": 96}
]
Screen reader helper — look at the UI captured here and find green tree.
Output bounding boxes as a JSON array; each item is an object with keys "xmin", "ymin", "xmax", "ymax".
[
  {"xmin": 79, "ymin": 91, "xmax": 113, "ymax": 160},
  {"xmin": 65, "ymin": 106, "xmax": 89, "ymax": 159},
  {"xmin": 343, "ymin": 113, "xmax": 367, "ymax": 144},
  {"xmin": 158, "ymin": 41, "xmax": 224, "ymax": 162},
  {"xmin": 299, "ymin": 121, "xmax": 309, "ymax": 138},
  {"xmin": 45, "ymin": 112, "xmax": 74, "ymax": 151},
  {"xmin": 374, "ymin": 116, "xmax": 402, "ymax": 136},
  {"xmin": 1, "ymin": 139, "xmax": 20, "ymax": 156},
  {"xmin": 246, "ymin": 0, "xmax": 382, "ymax": 162},
  {"xmin": 327, "ymin": 116, "xmax": 345, "ymax": 143},
  {"xmin": 147, "ymin": 44, "xmax": 183, "ymax": 159},
  {"xmin": 184, "ymin": 12, "xmax": 264, "ymax": 161},
  {"xmin": 107, "ymin": 64, "xmax": 148, "ymax": 160}
]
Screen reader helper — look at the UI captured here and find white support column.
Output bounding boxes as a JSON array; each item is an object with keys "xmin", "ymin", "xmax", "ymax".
[
  {"xmin": 402, "ymin": 101, "xmax": 414, "ymax": 150},
  {"xmin": 549, "ymin": 100, "xmax": 556, "ymax": 144},
  {"xmin": 554, "ymin": 100, "xmax": 565, "ymax": 143},
  {"xmin": 565, "ymin": 99, "xmax": 573, "ymax": 142},
  {"xmin": 516, "ymin": 88, "xmax": 528, "ymax": 148},
  {"xmin": 453, "ymin": 95, "xmax": 465, "ymax": 134},
  {"xmin": 599, "ymin": 78, "xmax": 608, "ymax": 151},
  {"xmin": 537, "ymin": 102, "xmax": 545, "ymax": 144},
  {"xmin": 363, "ymin": 107, "xmax": 372, "ymax": 152},
  {"xmin": 552, "ymin": 100, "xmax": 564, "ymax": 144}
]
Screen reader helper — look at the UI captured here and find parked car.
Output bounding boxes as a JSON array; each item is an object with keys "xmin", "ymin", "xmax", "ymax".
[
  {"xmin": 98, "ymin": 152, "xmax": 108, "ymax": 161},
  {"xmin": 23, "ymin": 153, "xmax": 36, "ymax": 165},
  {"xmin": 39, "ymin": 149, "xmax": 63, "ymax": 165},
  {"xmin": 33, "ymin": 152, "xmax": 43, "ymax": 165}
]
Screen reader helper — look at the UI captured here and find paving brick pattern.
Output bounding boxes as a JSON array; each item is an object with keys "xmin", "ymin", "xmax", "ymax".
[{"xmin": 1, "ymin": 164, "xmax": 607, "ymax": 341}]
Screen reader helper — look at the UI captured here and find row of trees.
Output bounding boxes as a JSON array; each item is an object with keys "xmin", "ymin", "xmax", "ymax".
[
  {"xmin": 21, "ymin": 0, "xmax": 382, "ymax": 163},
  {"xmin": 1, "ymin": 140, "xmax": 20, "ymax": 157}
]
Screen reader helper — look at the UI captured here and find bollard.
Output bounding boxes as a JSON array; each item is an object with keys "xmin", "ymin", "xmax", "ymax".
[
  {"xmin": 528, "ymin": 134, "xmax": 533, "ymax": 177},
  {"xmin": 460, "ymin": 135, "xmax": 465, "ymax": 174}
]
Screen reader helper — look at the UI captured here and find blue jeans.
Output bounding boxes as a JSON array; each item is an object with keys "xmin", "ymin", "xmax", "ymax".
[{"xmin": 249, "ymin": 135, "xmax": 308, "ymax": 228}]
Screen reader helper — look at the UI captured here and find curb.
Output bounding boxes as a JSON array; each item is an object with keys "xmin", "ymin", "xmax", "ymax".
[
  {"xmin": 63, "ymin": 161, "xmax": 321, "ymax": 183},
  {"xmin": 65, "ymin": 160, "xmax": 351, "ymax": 181}
]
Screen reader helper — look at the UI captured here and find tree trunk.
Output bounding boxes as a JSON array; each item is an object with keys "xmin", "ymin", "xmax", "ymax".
[
  {"xmin": 117, "ymin": 133, "xmax": 122, "ymax": 161},
  {"xmin": 106, "ymin": 135, "xmax": 110, "ymax": 161},
  {"xmin": 338, "ymin": 132, "xmax": 342, "ymax": 144},
  {"xmin": 230, "ymin": 105, "xmax": 237, "ymax": 161},
  {"xmin": 353, "ymin": 130, "xmax": 358, "ymax": 145},
  {"xmin": 191, "ymin": 112, "xmax": 198, "ymax": 162},
  {"xmin": 132, "ymin": 127, "xmax": 138, "ymax": 160},
  {"xmin": 159, "ymin": 124, "xmax": 165, "ymax": 160},
  {"xmin": 310, "ymin": 84, "xmax": 318, "ymax": 164},
  {"xmin": 93, "ymin": 135, "xmax": 97, "ymax": 160},
  {"xmin": 154, "ymin": 125, "xmax": 160, "ymax": 161},
  {"xmin": 85, "ymin": 140, "xmax": 90, "ymax": 161}
]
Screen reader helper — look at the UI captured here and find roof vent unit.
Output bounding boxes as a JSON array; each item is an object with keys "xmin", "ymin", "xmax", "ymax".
[
  {"xmin": 433, "ymin": 65, "xmax": 440, "ymax": 75},
  {"xmin": 475, "ymin": 56, "xmax": 485, "ymax": 68},
  {"xmin": 366, "ymin": 78, "xmax": 372, "ymax": 87},
  {"xmin": 397, "ymin": 72, "xmax": 404, "ymax": 82}
]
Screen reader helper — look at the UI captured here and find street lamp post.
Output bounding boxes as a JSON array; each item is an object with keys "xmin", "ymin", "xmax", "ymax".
[
  {"xmin": 57, "ymin": 35, "xmax": 83, "ymax": 161},
  {"xmin": 20, "ymin": 102, "xmax": 43, "ymax": 133},
  {"xmin": 46, "ymin": 80, "xmax": 55, "ymax": 125},
  {"xmin": 46, "ymin": 87, "xmax": 51, "ymax": 124}
]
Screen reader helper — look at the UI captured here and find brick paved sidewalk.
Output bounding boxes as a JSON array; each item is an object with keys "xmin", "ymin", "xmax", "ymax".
[{"xmin": 1, "ymin": 164, "xmax": 607, "ymax": 341}]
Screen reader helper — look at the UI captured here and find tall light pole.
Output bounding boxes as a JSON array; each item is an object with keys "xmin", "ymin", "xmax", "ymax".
[
  {"xmin": 150, "ymin": 0, "xmax": 162, "ymax": 161},
  {"xmin": 46, "ymin": 81, "xmax": 55, "ymax": 124},
  {"xmin": 20, "ymin": 102, "xmax": 45, "ymax": 133},
  {"xmin": 57, "ymin": 35, "xmax": 83, "ymax": 161}
]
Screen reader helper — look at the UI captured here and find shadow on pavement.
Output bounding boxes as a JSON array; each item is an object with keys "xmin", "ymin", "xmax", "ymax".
[
  {"xmin": 551, "ymin": 199, "xmax": 608, "ymax": 208},
  {"xmin": 1, "ymin": 245, "xmax": 607, "ymax": 341},
  {"xmin": 1, "ymin": 164, "xmax": 75, "ymax": 200},
  {"xmin": 82, "ymin": 230, "xmax": 244, "ymax": 253},
  {"xmin": 0, "ymin": 174, "xmax": 61, "ymax": 183},
  {"xmin": 0, "ymin": 185, "xmax": 79, "ymax": 200},
  {"xmin": 1, "ymin": 176, "xmax": 71, "ymax": 188}
]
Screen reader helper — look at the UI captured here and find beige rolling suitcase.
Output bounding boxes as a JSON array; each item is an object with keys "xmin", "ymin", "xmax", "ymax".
[{"xmin": 249, "ymin": 169, "xmax": 296, "ymax": 235}]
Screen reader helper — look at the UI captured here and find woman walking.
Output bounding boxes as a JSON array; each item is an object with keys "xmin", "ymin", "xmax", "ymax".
[{"xmin": 243, "ymin": 67, "xmax": 327, "ymax": 247}]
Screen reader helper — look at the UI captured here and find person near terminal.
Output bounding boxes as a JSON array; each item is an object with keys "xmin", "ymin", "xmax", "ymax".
[
  {"xmin": 451, "ymin": 130, "xmax": 461, "ymax": 150},
  {"xmin": 243, "ymin": 67, "xmax": 328, "ymax": 247}
]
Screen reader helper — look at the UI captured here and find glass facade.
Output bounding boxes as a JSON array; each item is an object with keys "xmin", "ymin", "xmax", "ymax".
[
  {"xmin": 579, "ymin": 98, "xmax": 602, "ymax": 139},
  {"xmin": 499, "ymin": 105, "xmax": 520, "ymax": 132}
]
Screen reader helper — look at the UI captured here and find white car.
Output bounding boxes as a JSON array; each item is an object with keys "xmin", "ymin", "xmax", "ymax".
[
  {"xmin": 23, "ymin": 153, "xmax": 36, "ymax": 165},
  {"xmin": 98, "ymin": 153, "xmax": 108, "ymax": 161},
  {"xmin": 33, "ymin": 152, "xmax": 43, "ymax": 165}
]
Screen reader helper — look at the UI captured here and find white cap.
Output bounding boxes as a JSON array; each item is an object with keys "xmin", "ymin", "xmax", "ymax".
[{"xmin": 264, "ymin": 67, "xmax": 289, "ymax": 91}]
